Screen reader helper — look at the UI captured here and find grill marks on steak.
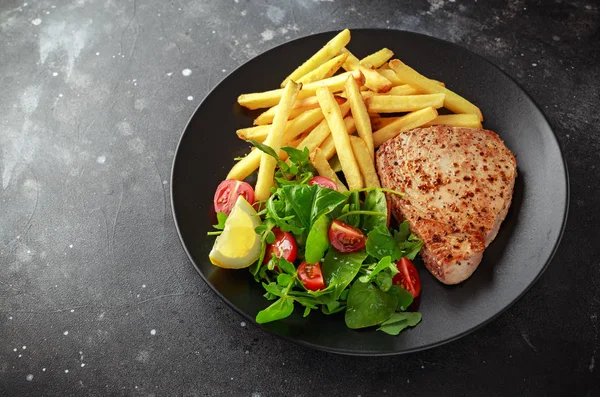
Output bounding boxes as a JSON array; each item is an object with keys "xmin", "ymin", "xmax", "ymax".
[{"xmin": 376, "ymin": 125, "xmax": 517, "ymax": 284}]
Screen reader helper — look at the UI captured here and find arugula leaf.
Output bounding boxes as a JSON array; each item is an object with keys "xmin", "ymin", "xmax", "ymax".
[
  {"xmin": 345, "ymin": 281, "xmax": 399, "ymax": 329},
  {"xmin": 280, "ymin": 184, "xmax": 346, "ymax": 231},
  {"xmin": 249, "ymin": 140, "xmax": 279, "ymax": 159},
  {"xmin": 387, "ymin": 285, "xmax": 414, "ymax": 311},
  {"xmin": 322, "ymin": 250, "xmax": 368, "ymax": 300},
  {"xmin": 366, "ymin": 225, "xmax": 402, "ymax": 261},
  {"xmin": 375, "ymin": 271, "xmax": 393, "ymax": 292},
  {"xmin": 359, "ymin": 256, "xmax": 392, "ymax": 283},
  {"xmin": 277, "ymin": 273, "xmax": 293, "ymax": 287},
  {"xmin": 305, "ymin": 214, "xmax": 330, "ymax": 264},
  {"xmin": 345, "ymin": 191, "xmax": 361, "ymax": 227},
  {"xmin": 376, "ymin": 312, "xmax": 422, "ymax": 335},
  {"xmin": 360, "ymin": 190, "xmax": 388, "ymax": 233},
  {"xmin": 213, "ymin": 212, "xmax": 228, "ymax": 230},
  {"xmin": 265, "ymin": 192, "xmax": 304, "ymax": 235},
  {"xmin": 393, "ymin": 221, "xmax": 424, "ymax": 260},
  {"xmin": 261, "ymin": 282, "xmax": 283, "ymax": 298},
  {"xmin": 256, "ymin": 296, "xmax": 295, "ymax": 324},
  {"xmin": 277, "ymin": 257, "xmax": 296, "ymax": 275}
]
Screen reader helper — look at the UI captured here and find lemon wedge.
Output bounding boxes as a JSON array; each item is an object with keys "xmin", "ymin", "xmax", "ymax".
[{"xmin": 209, "ymin": 196, "xmax": 262, "ymax": 269}]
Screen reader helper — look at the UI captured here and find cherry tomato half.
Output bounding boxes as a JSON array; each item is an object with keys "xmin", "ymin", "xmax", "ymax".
[
  {"xmin": 298, "ymin": 262, "xmax": 325, "ymax": 291},
  {"xmin": 262, "ymin": 228, "xmax": 298, "ymax": 265},
  {"xmin": 309, "ymin": 176, "xmax": 338, "ymax": 190},
  {"xmin": 213, "ymin": 180, "xmax": 255, "ymax": 215},
  {"xmin": 328, "ymin": 219, "xmax": 367, "ymax": 253},
  {"xmin": 393, "ymin": 258, "xmax": 421, "ymax": 298}
]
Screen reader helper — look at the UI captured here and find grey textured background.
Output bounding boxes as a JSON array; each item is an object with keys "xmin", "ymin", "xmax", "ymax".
[{"xmin": 1, "ymin": 0, "xmax": 599, "ymax": 396}]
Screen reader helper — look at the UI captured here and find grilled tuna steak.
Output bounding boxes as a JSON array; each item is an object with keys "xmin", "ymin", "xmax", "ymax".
[{"xmin": 376, "ymin": 125, "xmax": 517, "ymax": 284}]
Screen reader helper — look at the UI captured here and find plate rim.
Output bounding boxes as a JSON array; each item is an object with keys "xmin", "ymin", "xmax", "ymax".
[{"xmin": 170, "ymin": 28, "xmax": 570, "ymax": 356}]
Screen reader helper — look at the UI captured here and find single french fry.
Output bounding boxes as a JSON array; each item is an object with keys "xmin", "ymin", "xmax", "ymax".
[
  {"xmin": 389, "ymin": 59, "xmax": 483, "ymax": 121},
  {"xmin": 388, "ymin": 84, "xmax": 420, "ymax": 96},
  {"xmin": 360, "ymin": 66, "xmax": 392, "ymax": 93},
  {"xmin": 236, "ymin": 125, "xmax": 272, "ymax": 142},
  {"xmin": 378, "ymin": 68, "xmax": 405, "ymax": 86},
  {"xmin": 345, "ymin": 76, "xmax": 374, "ymax": 161},
  {"xmin": 424, "ymin": 114, "xmax": 482, "ymax": 129},
  {"xmin": 281, "ymin": 29, "xmax": 351, "ymax": 87},
  {"xmin": 319, "ymin": 116, "xmax": 356, "ymax": 160},
  {"xmin": 227, "ymin": 149, "xmax": 262, "ymax": 181},
  {"xmin": 238, "ymin": 70, "xmax": 363, "ymax": 110},
  {"xmin": 340, "ymin": 48, "xmax": 360, "ymax": 71},
  {"xmin": 281, "ymin": 107, "xmax": 325, "ymax": 143},
  {"xmin": 310, "ymin": 148, "xmax": 348, "ymax": 192},
  {"xmin": 360, "ymin": 48, "xmax": 394, "ymax": 69},
  {"xmin": 297, "ymin": 53, "xmax": 348, "ymax": 85},
  {"xmin": 371, "ymin": 116, "xmax": 400, "ymax": 130},
  {"xmin": 366, "ymin": 93, "xmax": 445, "ymax": 113},
  {"xmin": 255, "ymin": 81, "xmax": 301, "ymax": 200},
  {"xmin": 340, "ymin": 48, "xmax": 391, "ymax": 93},
  {"xmin": 349, "ymin": 136, "xmax": 380, "ymax": 188},
  {"xmin": 316, "ymin": 87, "xmax": 363, "ymax": 190},
  {"xmin": 296, "ymin": 101, "xmax": 351, "ymax": 154},
  {"xmin": 373, "ymin": 107, "xmax": 438, "ymax": 147},
  {"xmin": 329, "ymin": 155, "xmax": 342, "ymax": 173}
]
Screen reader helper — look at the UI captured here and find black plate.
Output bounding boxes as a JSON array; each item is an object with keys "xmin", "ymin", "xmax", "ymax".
[{"xmin": 171, "ymin": 29, "xmax": 569, "ymax": 355}]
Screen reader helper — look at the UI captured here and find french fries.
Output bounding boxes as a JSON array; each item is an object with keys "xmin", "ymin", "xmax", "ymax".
[
  {"xmin": 388, "ymin": 84, "xmax": 420, "ymax": 96},
  {"xmin": 350, "ymin": 136, "xmax": 380, "ymax": 188},
  {"xmin": 296, "ymin": 101, "xmax": 351, "ymax": 154},
  {"xmin": 317, "ymin": 86, "xmax": 363, "ymax": 189},
  {"xmin": 389, "ymin": 59, "xmax": 483, "ymax": 121},
  {"xmin": 238, "ymin": 70, "xmax": 364, "ymax": 110},
  {"xmin": 310, "ymin": 148, "xmax": 348, "ymax": 192},
  {"xmin": 366, "ymin": 93, "xmax": 445, "ymax": 113},
  {"xmin": 281, "ymin": 29, "xmax": 351, "ymax": 87},
  {"xmin": 424, "ymin": 114, "xmax": 482, "ymax": 129},
  {"xmin": 226, "ymin": 29, "xmax": 486, "ymax": 202},
  {"xmin": 345, "ymin": 76, "xmax": 374, "ymax": 160},
  {"xmin": 341, "ymin": 48, "xmax": 392, "ymax": 93},
  {"xmin": 372, "ymin": 107, "xmax": 439, "ymax": 147},
  {"xmin": 297, "ymin": 53, "xmax": 348, "ymax": 85},
  {"xmin": 319, "ymin": 116, "xmax": 356, "ymax": 160},
  {"xmin": 360, "ymin": 48, "xmax": 394, "ymax": 69},
  {"xmin": 255, "ymin": 81, "xmax": 301, "ymax": 200}
]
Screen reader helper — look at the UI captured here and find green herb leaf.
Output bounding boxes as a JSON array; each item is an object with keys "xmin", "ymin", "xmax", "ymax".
[
  {"xmin": 305, "ymin": 214, "xmax": 330, "ymax": 264},
  {"xmin": 255, "ymin": 296, "xmax": 295, "ymax": 324},
  {"xmin": 360, "ymin": 190, "xmax": 388, "ymax": 233},
  {"xmin": 393, "ymin": 221, "xmax": 424, "ymax": 260},
  {"xmin": 277, "ymin": 273, "xmax": 293, "ymax": 287},
  {"xmin": 387, "ymin": 285, "xmax": 414, "ymax": 311},
  {"xmin": 345, "ymin": 281, "xmax": 399, "ymax": 329},
  {"xmin": 303, "ymin": 306, "xmax": 312, "ymax": 317},
  {"xmin": 366, "ymin": 225, "xmax": 402, "ymax": 261},
  {"xmin": 213, "ymin": 212, "xmax": 228, "ymax": 230},
  {"xmin": 376, "ymin": 312, "xmax": 422, "ymax": 335},
  {"xmin": 344, "ymin": 191, "xmax": 361, "ymax": 227},
  {"xmin": 261, "ymin": 282, "xmax": 283, "ymax": 298},
  {"xmin": 280, "ymin": 184, "xmax": 346, "ymax": 230},
  {"xmin": 375, "ymin": 271, "xmax": 393, "ymax": 292},
  {"xmin": 249, "ymin": 140, "xmax": 278, "ymax": 159},
  {"xmin": 277, "ymin": 258, "xmax": 296, "ymax": 275},
  {"xmin": 359, "ymin": 256, "xmax": 393, "ymax": 283},
  {"xmin": 322, "ymin": 250, "xmax": 368, "ymax": 300}
]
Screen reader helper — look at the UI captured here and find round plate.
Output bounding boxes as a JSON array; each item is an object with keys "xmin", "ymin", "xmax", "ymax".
[{"xmin": 171, "ymin": 29, "xmax": 569, "ymax": 355}]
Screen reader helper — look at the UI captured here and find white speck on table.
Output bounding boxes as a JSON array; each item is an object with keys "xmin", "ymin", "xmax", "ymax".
[
  {"xmin": 31, "ymin": 18, "xmax": 42, "ymax": 25},
  {"xmin": 187, "ymin": 96, "xmax": 193, "ymax": 101},
  {"xmin": 150, "ymin": 329, "xmax": 156, "ymax": 335},
  {"xmin": 26, "ymin": 374, "xmax": 33, "ymax": 381},
  {"xmin": 182, "ymin": 69, "xmax": 192, "ymax": 76}
]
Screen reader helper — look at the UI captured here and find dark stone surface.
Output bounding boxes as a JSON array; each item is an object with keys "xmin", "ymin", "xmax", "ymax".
[{"xmin": 0, "ymin": 0, "xmax": 598, "ymax": 396}]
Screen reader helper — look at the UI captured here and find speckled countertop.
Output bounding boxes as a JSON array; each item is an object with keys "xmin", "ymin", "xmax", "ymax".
[{"xmin": 1, "ymin": 0, "xmax": 599, "ymax": 396}]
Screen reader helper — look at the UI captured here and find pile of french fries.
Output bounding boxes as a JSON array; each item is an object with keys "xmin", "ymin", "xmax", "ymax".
[{"xmin": 228, "ymin": 29, "xmax": 484, "ymax": 201}]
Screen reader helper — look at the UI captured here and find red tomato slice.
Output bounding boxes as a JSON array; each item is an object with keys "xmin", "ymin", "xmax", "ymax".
[
  {"xmin": 308, "ymin": 176, "xmax": 338, "ymax": 190},
  {"xmin": 393, "ymin": 258, "xmax": 421, "ymax": 297},
  {"xmin": 262, "ymin": 228, "xmax": 298, "ymax": 265},
  {"xmin": 328, "ymin": 220, "xmax": 367, "ymax": 253},
  {"xmin": 213, "ymin": 180, "xmax": 255, "ymax": 215},
  {"xmin": 298, "ymin": 262, "xmax": 325, "ymax": 291}
]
